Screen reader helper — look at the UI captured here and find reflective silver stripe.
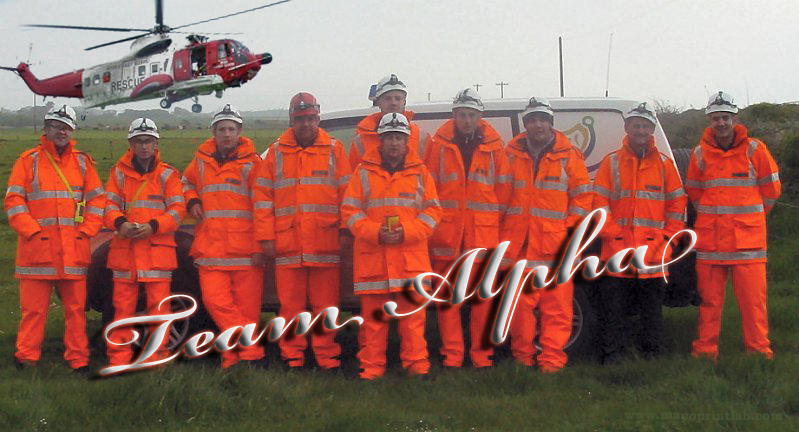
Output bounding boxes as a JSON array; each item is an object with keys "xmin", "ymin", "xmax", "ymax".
[
  {"xmin": 415, "ymin": 173, "xmax": 425, "ymax": 209},
  {"xmin": 327, "ymin": 138, "xmax": 337, "ymax": 186},
  {"xmin": 31, "ymin": 152, "xmax": 40, "ymax": 192},
  {"xmin": 693, "ymin": 146, "xmax": 704, "ymax": 171},
  {"xmin": 201, "ymin": 184, "xmax": 249, "ymax": 195},
  {"xmin": 696, "ymin": 204, "xmax": 764, "ymax": 215},
  {"xmin": 638, "ymin": 266, "xmax": 664, "ymax": 274},
  {"xmin": 256, "ymin": 177, "xmax": 273, "ymax": 188},
  {"xmin": 368, "ymin": 198, "xmax": 417, "ymax": 209},
  {"xmin": 275, "ymin": 206, "xmax": 296, "ymax": 217},
  {"xmin": 466, "ymin": 201, "xmax": 501, "ymax": 212},
  {"xmin": 697, "ymin": 250, "xmax": 767, "ymax": 261},
  {"xmin": 423, "ymin": 199, "xmax": 440, "ymax": 209},
  {"xmin": 29, "ymin": 190, "xmax": 78, "ymax": 201},
  {"xmin": 535, "ymin": 181, "xmax": 567, "ymax": 192},
  {"xmin": 757, "ymin": 172, "xmax": 779, "ymax": 185},
  {"xmin": 631, "ymin": 218, "xmax": 665, "ymax": 229},
  {"xmin": 419, "ymin": 213, "xmax": 437, "ymax": 229},
  {"xmin": 254, "ymin": 201, "xmax": 273, "ymax": 209},
  {"xmin": 106, "ymin": 191, "xmax": 123, "ymax": 205},
  {"xmin": 241, "ymin": 163, "xmax": 253, "ymax": 187},
  {"xmin": 126, "ymin": 201, "xmax": 165, "ymax": 210},
  {"xmin": 441, "ymin": 173, "xmax": 458, "ymax": 183},
  {"xmin": 181, "ymin": 176, "xmax": 196, "ymax": 192},
  {"xmin": 113, "ymin": 270, "xmax": 132, "ymax": 279},
  {"xmin": 338, "ymin": 175, "xmax": 352, "ymax": 186},
  {"xmin": 525, "ymin": 260, "xmax": 555, "ymax": 269},
  {"xmin": 159, "ymin": 168, "xmax": 174, "ymax": 189},
  {"xmin": 165, "ymin": 196, "xmax": 184, "ymax": 206},
  {"xmin": 204, "ymin": 210, "xmax": 253, "ymax": 219},
  {"xmin": 197, "ymin": 159, "xmax": 205, "ymax": 188},
  {"xmin": 85, "ymin": 187, "xmax": 104, "ymax": 201},
  {"xmin": 593, "ymin": 185, "xmax": 611, "ymax": 198},
  {"xmin": 276, "ymin": 255, "xmax": 302, "ymax": 266},
  {"xmin": 194, "ymin": 257, "xmax": 254, "ymax": 266},
  {"xmin": 64, "ymin": 266, "xmax": 87, "ymax": 276},
  {"xmin": 569, "ymin": 184, "xmax": 592, "ymax": 197},
  {"xmin": 689, "ymin": 178, "xmax": 757, "ymax": 188},
  {"xmin": 354, "ymin": 278, "xmax": 432, "ymax": 292},
  {"xmin": 87, "ymin": 206, "xmax": 104, "ymax": 216},
  {"xmin": 469, "ymin": 173, "xmax": 494, "ymax": 186},
  {"xmin": 347, "ymin": 212, "xmax": 366, "ymax": 228},
  {"xmin": 301, "ymin": 204, "xmax": 338, "ymax": 214},
  {"xmin": 115, "ymin": 168, "xmax": 124, "ymax": 190},
  {"xmin": 359, "ymin": 169, "xmax": 370, "ymax": 201},
  {"xmin": 439, "ymin": 200, "xmax": 459, "ymax": 209},
  {"xmin": 16, "ymin": 266, "xmax": 57, "ymax": 276},
  {"xmin": 353, "ymin": 135, "xmax": 364, "ymax": 157},
  {"xmin": 7, "ymin": 205, "xmax": 29, "ymax": 216},
  {"xmin": 275, "ymin": 179, "xmax": 298, "ymax": 189},
  {"xmin": 684, "ymin": 179, "xmax": 702, "ymax": 188},
  {"xmin": 610, "ymin": 153, "xmax": 621, "ymax": 194},
  {"xmin": 636, "ymin": 191, "xmax": 666, "ymax": 201},
  {"xmin": 76, "ymin": 154, "xmax": 87, "ymax": 177},
  {"xmin": 303, "ymin": 253, "xmax": 340, "ymax": 264},
  {"xmin": 763, "ymin": 198, "xmax": 776, "ymax": 207},
  {"xmin": 514, "ymin": 180, "xmax": 525, "ymax": 189},
  {"xmin": 569, "ymin": 206, "xmax": 589, "ymax": 217},
  {"xmin": 432, "ymin": 248, "xmax": 455, "ymax": 257},
  {"xmin": 506, "ymin": 206, "xmax": 523, "ymax": 215},
  {"xmin": 298, "ymin": 177, "xmax": 336, "ymax": 186},
  {"xmin": 342, "ymin": 197, "xmax": 363, "ymax": 209},
  {"xmin": 438, "ymin": 147, "xmax": 447, "ymax": 184},
  {"xmin": 6, "ymin": 185, "xmax": 27, "ymax": 196},
  {"xmin": 666, "ymin": 212, "xmax": 684, "ymax": 221},
  {"xmin": 496, "ymin": 174, "xmax": 512, "ymax": 184},
  {"xmin": 138, "ymin": 270, "xmax": 172, "ymax": 279},
  {"xmin": 37, "ymin": 217, "xmax": 75, "ymax": 227},
  {"xmin": 665, "ymin": 189, "xmax": 686, "ymax": 200},
  {"xmin": 107, "ymin": 204, "xmax": 121, "ymax": 212},
  {"xmin": 529, "ymin": 208, "xmax": 565, "ymax": 219},
  {"xmin": 167, "ymin": 209, "xmax": 181, "ymax": 223}
]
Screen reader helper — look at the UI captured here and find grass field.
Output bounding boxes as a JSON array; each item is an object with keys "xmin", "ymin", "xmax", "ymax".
[{"xmin": 0, "ymin": 129, "xmax": 797, "ymax": 431}]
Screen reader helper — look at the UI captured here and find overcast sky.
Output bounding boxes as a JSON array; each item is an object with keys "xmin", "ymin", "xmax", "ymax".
[{"xmin": 1, "ymin": 0, "xmax": 797, "ymax": 113}]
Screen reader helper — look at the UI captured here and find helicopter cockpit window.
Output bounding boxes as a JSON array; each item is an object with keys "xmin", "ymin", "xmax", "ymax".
[
  {"xmin": 230, "ymin": 42, "xmax": 248, "ymax": 64},
  {"xmin": 218, "ymin": 43, "xmax": 231, "ymax": 61},
  {"xmin": 93, "ymin": 74, "xmax": 100, "ymax": 85},
  {"xmin": 151, "ymin": 63, "xmax": 159, "ymax": 74},
  {"xmin": 138, "ymin": 65, "xmax": 146, "ymax": 76}
]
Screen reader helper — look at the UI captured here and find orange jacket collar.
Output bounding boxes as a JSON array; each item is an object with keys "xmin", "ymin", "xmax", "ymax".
[
  {"xmin": 700, "ymin": 124, "xmax": 749, "ymax": 150},
  {"xmin": 39, "ymin": 135, "xmax": 76, "ymax": 158},
  {"xmin": 197, "ymin": 136, "xmax": 256, "ymax": 160},
  {"xmin": 508, "ymin": 129, "xmax": 572, "ymax": 158},
  {"xmin": 356, "ymin": 110, "xmax": 417, "ymax": 135},
  {"xmin": 276, "ymin": 127, "xmax": 332, "ymax": 149},
  {"xmin": 435, "ymin": 119, "xmax": 503, "ymax": 152}
]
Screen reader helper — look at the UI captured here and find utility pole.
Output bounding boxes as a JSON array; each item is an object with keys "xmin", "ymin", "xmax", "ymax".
[
  {"xmin": 473, "ymin": 83, "xmax": 482, "ymax": 92},
  {"xmin": 427, "ymin": 92, "xmax": 431, "ymax": 102},
  {"xmin": 558, "ymin": 36, "xmax": 565, "ymax": 97},
  {"xmin": 496, "ymin": 82, "xmax": 508, "ymax": 99}
]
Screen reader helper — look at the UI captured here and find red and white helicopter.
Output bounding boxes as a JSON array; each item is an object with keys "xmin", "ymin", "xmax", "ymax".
[{"xmin": 1, "ymin": 0, "xmax": 290, "ymax": 112}]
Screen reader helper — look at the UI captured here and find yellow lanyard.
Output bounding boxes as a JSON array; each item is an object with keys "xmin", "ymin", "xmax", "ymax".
[
  {"xmin": 43, "ymin": 150, "xmax": 85, "ymax": 223},
  {"xmin": 126, "ymin": 174, "xmax": 153, "ymax": 214}
]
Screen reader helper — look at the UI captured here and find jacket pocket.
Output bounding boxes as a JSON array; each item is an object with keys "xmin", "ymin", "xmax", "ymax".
[
  {"xmin": 311, "ymin": 213, "xmax": 340, "ymax": 254},
  {"xmin": 356, "ymin": 246, "xmax": 385, "ymax": 278},
  {"xmin": 404, "ymin": 247, "xmax": 431, "ymax": 274},
  {"xmin": 541, "ymin": 219, "xmax": 568, "ymax": 255},
  {"xmin": 18, "ymin": 232, "xmax": 54, "ymax": 265},
  {"xmin": 274, "ymin": 216, "xmax": 298, "ymax": 254},
  {"xmin": 733, "ymin": 214, "xmax": 766, "ymax": 249},
  {"xmin": 226, "ymin": 224, "xmax": 255, "ymax": 256},
  {"xmin": 73, "ymin": 233, "xmax": 91, "ymax": 266},
  {"xmin": 150, "ymin": 234, "xmax": 177, "ymax": 269},
  {"xmin": 471, "ymin": 211, "xmax": 500, "ymax": 248},
  {"xmin": 693, "ymin": 215, "xmax": 715, "ymax": 251}
]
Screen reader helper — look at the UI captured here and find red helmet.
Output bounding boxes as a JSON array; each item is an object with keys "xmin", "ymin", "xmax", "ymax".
[{"xmin": 289, "ymin": 92, "xmax": 320, "ymax": 119}]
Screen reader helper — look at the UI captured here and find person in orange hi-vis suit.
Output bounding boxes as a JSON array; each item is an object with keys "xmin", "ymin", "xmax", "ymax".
[
  {"xmin": 5, "ymin": 104, "xmax": 105, "ymax": 373},
  {"xmin": 341, "ymin": 112, "xmax": 442, "ymax": 380},
  {"xmin": 181, "ymin": 104, "xmax": 266, "ymax": 369},
  {"xmin": 502, "ymin": 97, "xmax": 592, "ymax": 373},
  {"xmin": 254, "ymin": 92, "xmax": 352, "ymax": 370},
  {"xmin": 592, "ymin": 102, "xmax": 687, "ymax": 364},
  {"xmin": 103, "ymin": 118, "xmax": 187, "ymax": 368},
  {"xmin": 349, "ymin": 74, "xmax": 432, "ymax": 169},
  {"xmin": 425, "ymin": 88, "xmax": 512, "ymax": 368},
  {"xmin": 687, "ymin": 92, "xmax": 781, "ymax": 361}
]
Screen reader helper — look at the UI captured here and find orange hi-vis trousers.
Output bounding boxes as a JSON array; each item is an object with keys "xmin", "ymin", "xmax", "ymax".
[
  {"xmin": 358, "ymin": 291, "xmax": 430, "ymax": 379},
  {"xmin": 433, "ymin": 260, "xmax": 494, "ymax": 368},
  {"xmin": 510, "ymin": 277, "xmax": 574, "ymax": 371},
  {"xmin": 106, "ymin": 280, "xmax": 171, "ymax": 367},
  {"xmin": 16, "ymin": 278, "xmax": 89, "ymax": 369},
  {"xmin": 199, "ymin": 267, "xmax": 264, "ymax": 368},
  {"xmin": 275, "ymin": 266, "xmax": 341, "ymax": 369},
  {"xmin": 692, "ymin": 262, "xmax": 772, "ymax": 359}
]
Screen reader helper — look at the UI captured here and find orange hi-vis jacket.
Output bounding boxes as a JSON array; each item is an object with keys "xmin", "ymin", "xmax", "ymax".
[
  {"xmin": 686, "ymin": 124, "xmax": 781, "ymax": 264},
  {"xmin": 5, "ymin": 136, "xmax": 105, "ymax": 279},
  {"xmin": 426, "ymin": 119, "xmax": 512, "ymax": 262},
  {"xmin": 341, "ymin": 147, "xmax": 442, "ymax": 295},
  {"xmin": 182, "ymin": 137, "xmax": 262, "ymax": 270},
  {"xmin": 104, "ymin": 150, "xmax": 187, "ymax": 281},
  {"xmin": 592, "ymin": 136, "xmax": 687, "ymax": 278},
  {"xmin": 349, "ymin": 111, "xmax": 432, "ymax": 169},
  {"xmin": 502, "ymin": 130, "xmax": 592, "ymax": 265},
  {"xmin": 254, "ymin": 127, "xmax": 352, "ymax": 267}
]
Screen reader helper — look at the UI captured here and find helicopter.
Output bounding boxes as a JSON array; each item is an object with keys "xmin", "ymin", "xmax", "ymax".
[{"xmin": 0, "ymin": 0, "xmax": 291, "ymax": 113}]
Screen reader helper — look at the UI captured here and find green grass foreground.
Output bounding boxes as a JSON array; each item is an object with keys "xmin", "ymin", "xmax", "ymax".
[{"xmin": 0, "ymin": 129, "xmax": 797, "ymax": 431}]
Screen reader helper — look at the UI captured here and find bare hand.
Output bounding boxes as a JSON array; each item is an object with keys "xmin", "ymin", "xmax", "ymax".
[
  {"xmin": 128, "ymin": 222, "xmax": 153, "ymax": 239},
  {"xmin": 379, "ymin": 225, "xmax": 404, "ymax": 245},
  {"xmin": 190, "ymin": 202, "xmax": 204, "ymax": 221},
  {"xmin": 119, "ymin": 222, "xmax": 137, "ymax": 238}
]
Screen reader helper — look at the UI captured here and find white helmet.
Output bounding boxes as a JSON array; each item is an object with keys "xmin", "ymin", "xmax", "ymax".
[
  {"xmin": 44, "ymin": 104, "xmax": 77, "ymax": 130},
  {"xmin": 127, "ymin": 117, "xmax": 160, "ymax": 139},
  {"xmin": 211, "ymin": 103, "xmax": 244, "ymax": 126},
  {"xmin": 521, "ymin": 97, "xmax": 554, "ymax": 120},
  {"xmin": 374, "ymin": 74, "xmax": 407, "ymax": 99},
  {"xmin": 705, "ymin": 91, "xmax": 738, "ymax": 115},
  {"xmin": 452, "ymin": 88, "xmax": 484, "ymax": 112},
  {"xmin": 623, "ymin": 102, "xmax": 657, "ymax": 125},
  {"xmin": 377, "ymin": 112, "xmax": 411, "ymax": 136}
]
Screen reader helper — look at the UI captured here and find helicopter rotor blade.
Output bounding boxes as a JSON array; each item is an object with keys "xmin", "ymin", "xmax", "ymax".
[
  {"xmin": 171, "ymin": 31, "xmax": 243, "ymax": 36},
  {"xmin": 85, "ymin": 33, "xmax": 152, "ymax": 51},
  {"xmin": 24, "ymin": 24, "xmax": 151, "ymax": 32},
  {"xmin": 171, "ymin": 0, "xmax": 292, "ymax": 31}
]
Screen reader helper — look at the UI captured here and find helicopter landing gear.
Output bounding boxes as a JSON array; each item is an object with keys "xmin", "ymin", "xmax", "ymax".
[
  {"xmin": 191, "ymin": 96, "xmax": 202, "ymax": 113},
  {"xmin": 160, "ymin": 98, "xmax": 172, "ymax": 109}
]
